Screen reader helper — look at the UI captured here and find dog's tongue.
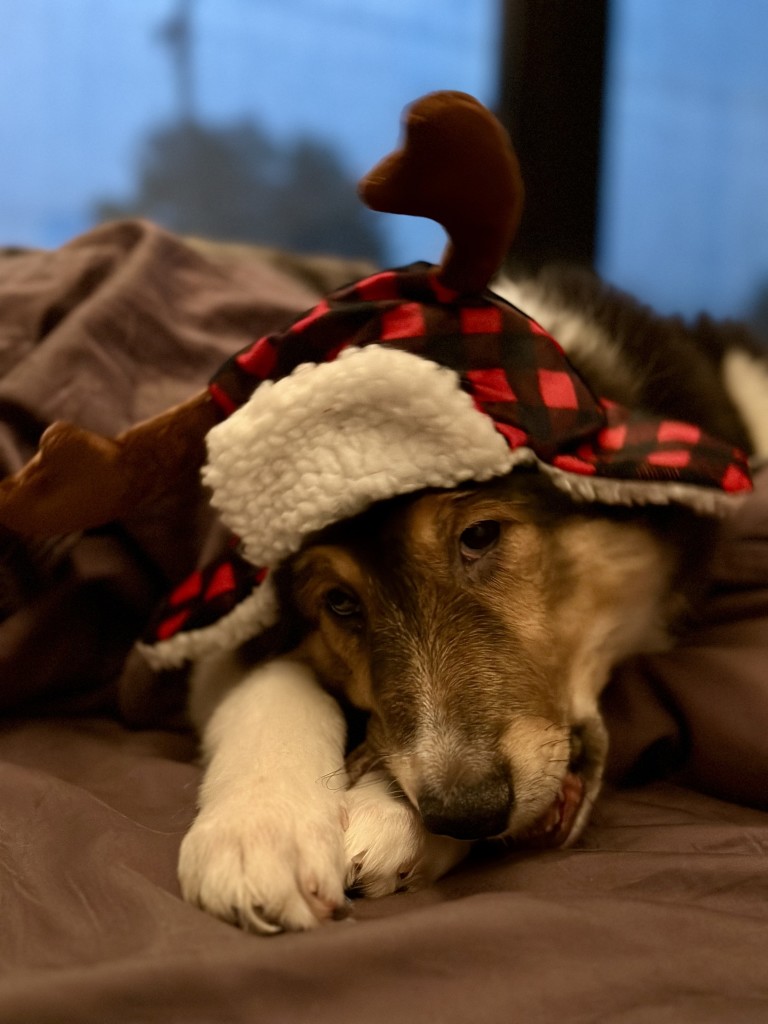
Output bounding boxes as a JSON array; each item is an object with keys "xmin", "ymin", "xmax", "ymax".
[{"xmin": 524, "ymin": 772, "xmax": 585, "ymax": 848}]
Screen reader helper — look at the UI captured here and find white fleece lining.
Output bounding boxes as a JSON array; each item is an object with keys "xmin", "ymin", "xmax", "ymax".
[
  {"xmin": 538, "ymin": 463, "xmax": 739, "ymax": 516},
  {"xmin": 202, "ymin": 346, "xmax": 515, "ymax": 568}
]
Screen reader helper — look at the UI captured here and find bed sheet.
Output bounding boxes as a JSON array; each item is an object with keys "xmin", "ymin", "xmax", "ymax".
[{"xmin": 0, "ymin": 222, "xmax": 766, "ymax": 1022}]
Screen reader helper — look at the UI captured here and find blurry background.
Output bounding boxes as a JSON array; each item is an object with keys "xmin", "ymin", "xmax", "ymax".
[{"xmin": 0, "ymin": 0, "xmax": 766, "ymax": 340}]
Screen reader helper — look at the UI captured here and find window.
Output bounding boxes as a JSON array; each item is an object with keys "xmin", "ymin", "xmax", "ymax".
[
  {"xmin": 0, "ymin": 0, "xmax": 501, "ymax": 267},
  {"xmin": 5, "ymin": 0, "xmax": 766, "ymax": 340},
  {"xmin": 599, "ymin": 0, "xmax": 768, "ymax": 337}
]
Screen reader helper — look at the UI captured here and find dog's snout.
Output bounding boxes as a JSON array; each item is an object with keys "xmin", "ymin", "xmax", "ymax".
[{"xmin": 417, "ymin": 775, "xmax": 513, "ymax": 841}]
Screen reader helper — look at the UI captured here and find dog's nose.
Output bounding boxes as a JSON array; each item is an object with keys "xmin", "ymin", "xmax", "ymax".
[{"xmin": 417, "ymin": 775, "xmax": 513, "ymax": 840}]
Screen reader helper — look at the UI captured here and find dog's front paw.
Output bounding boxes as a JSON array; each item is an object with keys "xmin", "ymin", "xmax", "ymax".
[
  {"xmin": 344, "ymin": 772, "xmax": 470, "ymax": 898},
  {"xmin": 179, "ymin": 788, "xmax": 348, "ymax": 934}
]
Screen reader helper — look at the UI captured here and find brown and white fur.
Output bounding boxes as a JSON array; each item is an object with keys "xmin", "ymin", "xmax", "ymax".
[{"xmin": 178, "ymin": 267, "xmax": 768, "ymax": 934}]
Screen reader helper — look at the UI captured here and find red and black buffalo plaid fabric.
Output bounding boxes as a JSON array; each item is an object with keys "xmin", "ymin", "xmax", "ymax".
[
  {"xmin": 149, "ymin": 544, "xmax": 266, "ymax": 643},
  {"xmin": 146, "ymin": 263, "xmax": 752, "ymax": 648},
  {"xmin": 209, "ymin": 262, "xmax": 751, "ymax": 491}
]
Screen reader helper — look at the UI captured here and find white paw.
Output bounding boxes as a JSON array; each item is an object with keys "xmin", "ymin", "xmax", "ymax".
[
  {"xmin": 179, "ymin": 785, "xmax": 348, "ymax": 934},
  {"xmin": 344, "ymin": 772, "xmax": 471, "ymax": 898}
]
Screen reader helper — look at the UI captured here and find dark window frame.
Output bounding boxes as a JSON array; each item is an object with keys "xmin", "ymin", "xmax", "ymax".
[{"xmin": 497, "ymin": 0, "xmax": 609, "ymax": 270}]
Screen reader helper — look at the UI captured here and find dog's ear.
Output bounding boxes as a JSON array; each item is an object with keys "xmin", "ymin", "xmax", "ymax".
[
  {"xmin": 359, "ymin": 90, "xmax": 524, "ymax": 294},
  {"xmin": 0, "ymin": 390, "xmax": 219, "ymax": 537}
]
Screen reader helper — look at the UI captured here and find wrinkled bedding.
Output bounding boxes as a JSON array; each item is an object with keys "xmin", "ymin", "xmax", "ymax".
[{"xmin": 0, "ymin": 221, "xmax": 766, "ymax": 1023}]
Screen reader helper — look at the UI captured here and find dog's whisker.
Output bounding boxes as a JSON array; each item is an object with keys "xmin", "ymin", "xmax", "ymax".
[
  {"xmin": 538, "ymin": 739, "xmax": 566, "ymax": 751},
  {"xmin": 318, "ymin": 764, "xmax": 349, "ymax": 791}
]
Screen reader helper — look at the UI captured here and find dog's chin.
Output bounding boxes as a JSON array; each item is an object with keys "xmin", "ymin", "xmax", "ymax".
[
  {"xmin": 504, "ymin": 722, "xmax": 607, "ymax": 850},
  {"xmin": 513, "ymin": 770, "xmax": 590, "ymax": 849}
]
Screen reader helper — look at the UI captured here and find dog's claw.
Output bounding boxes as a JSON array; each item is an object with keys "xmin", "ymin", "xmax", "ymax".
[
  {"xmin": 331, "ymin": 899, "xmax": 353, "ymax": 921},
  {"xmin": 248, "ymin": 904, "xmax": 284, "ymax": 935}
]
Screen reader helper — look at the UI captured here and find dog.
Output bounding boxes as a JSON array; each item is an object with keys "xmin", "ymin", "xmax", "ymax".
[{"xmin": 177, "ymin": 265, "xmax": 768, "ymax": 934}]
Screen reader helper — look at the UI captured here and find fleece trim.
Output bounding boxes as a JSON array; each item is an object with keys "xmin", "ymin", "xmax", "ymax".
[{"xmin": 203, "ymin": 345, "xmax": 515, "ymax": 569}]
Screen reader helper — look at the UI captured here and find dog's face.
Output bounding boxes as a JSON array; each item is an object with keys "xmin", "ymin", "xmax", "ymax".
[{"xmin": 281, "ymin": 472, "xmax": 679, "ymax": 847}]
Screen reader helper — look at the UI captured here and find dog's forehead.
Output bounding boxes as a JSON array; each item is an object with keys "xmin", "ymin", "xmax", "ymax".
[
  {"xmin": 298, "ymin": 474, "xmax": 562, "ymax": 567},
  {"xmin": 292, "ymin": 543, "xmax": 367, "ymax": 586},
  {"xmin": 387, "ymin": 476, "xmax": 568, "ymax": 544},
  {"xmin": 290, "ymin": 492, "xmax": 449, "ymax": 592}
]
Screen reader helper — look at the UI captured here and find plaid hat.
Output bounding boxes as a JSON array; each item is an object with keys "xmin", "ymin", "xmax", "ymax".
[{"xmin": 141, "ymin": 262, "xmax": 751, "ymax": 668}]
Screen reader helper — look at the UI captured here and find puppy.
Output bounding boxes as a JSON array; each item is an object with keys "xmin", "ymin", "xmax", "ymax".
[{"xmin": 178, "ymin": 267, "xmax": 768, "ymax": 933}]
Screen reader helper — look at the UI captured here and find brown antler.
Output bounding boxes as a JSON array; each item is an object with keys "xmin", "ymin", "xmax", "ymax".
[
  {"xmin": 359, "ymin": 91, "xmax": 524, "ymax": 294},
  {"xmin": 0, "ymin": 391, "xmax": 218, "ymax": 537}
]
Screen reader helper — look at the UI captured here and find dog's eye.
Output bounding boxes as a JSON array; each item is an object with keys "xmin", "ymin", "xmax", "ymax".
[
  {"xmin": 324, "ymin": 587, "xmax": 361, "ymax": 618},
  {"xmin": 459, "ymin": 520, "xmax": 501, "ymax": 559}
]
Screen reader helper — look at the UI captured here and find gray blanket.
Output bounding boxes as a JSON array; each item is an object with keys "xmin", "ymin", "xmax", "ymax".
[{"xmin": 0, "ymin": 221, "xmax": 766, "ymax": 1023}]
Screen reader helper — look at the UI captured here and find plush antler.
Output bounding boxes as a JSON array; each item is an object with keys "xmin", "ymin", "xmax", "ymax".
[
  {"xmin": 359, "ymin": 90, "xmax": 524, "ymax": 294},
  {"xmin": 0, "ymin": 91, "xmax": 523, "ymax": 539},
  {"xmin": 0, "ymin": 391, "xmax": 218, "ymax": 537}
]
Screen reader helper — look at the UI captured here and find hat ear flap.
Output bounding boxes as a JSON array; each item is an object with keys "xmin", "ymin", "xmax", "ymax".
[{"xmin": 359, "ymin": 90, "xmax": 524, "ymax": 294}]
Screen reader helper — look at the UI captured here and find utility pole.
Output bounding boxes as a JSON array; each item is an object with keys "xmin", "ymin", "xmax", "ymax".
[{"xmin": 157, "ymin": 0, "xmax": 196, "ymax": 124}]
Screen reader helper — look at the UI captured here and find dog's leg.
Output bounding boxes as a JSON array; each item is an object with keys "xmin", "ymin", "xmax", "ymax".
[
  {"xmin": 178, "ymin": 656, "xmax": 349, "ymax": 933},
  {"xmin": 344, "ymin": 771, "xmax": 471, "ymax": 897}
]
